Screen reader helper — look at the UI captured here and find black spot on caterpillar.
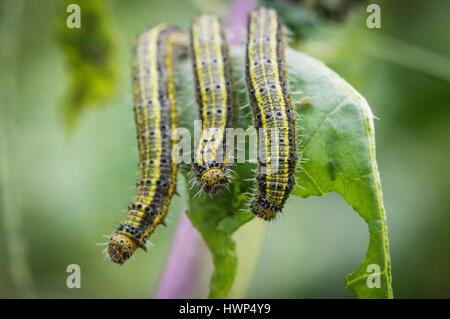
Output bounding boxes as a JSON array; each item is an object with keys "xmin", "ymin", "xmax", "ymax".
[
  {"xmin": 190, "ymin": 14, "xmax": 237, "ymax": 194},
  {"xmin": 245, "ymin": 8, "xmax": 297, "ymax": 220},
  {"xmin": 108, "ymin": 24, "xmax": 187, "ymax": 264}
]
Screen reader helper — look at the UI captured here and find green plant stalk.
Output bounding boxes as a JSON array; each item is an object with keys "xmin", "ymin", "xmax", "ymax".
[{"xmin": 0, "ymin": 0, "xmax": 37, "ymax": 298}]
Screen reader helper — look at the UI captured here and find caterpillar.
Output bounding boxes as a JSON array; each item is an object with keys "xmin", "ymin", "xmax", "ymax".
[
  {"xmin": 245, "ymin": 8, "xmax": 297, "ymax": 220},
  {"xmin": 190, "ymin": 14, "xmax": 237, "ymax": 194},
  {"xmin": 108, "ymin": 24, "xmax": 186, "ymax": 264}
]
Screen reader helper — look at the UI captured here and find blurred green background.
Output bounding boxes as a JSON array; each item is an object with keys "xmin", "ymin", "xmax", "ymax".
[{"xmin": 0, "ymin": 0, "xmax": 449, "ymax": 298}]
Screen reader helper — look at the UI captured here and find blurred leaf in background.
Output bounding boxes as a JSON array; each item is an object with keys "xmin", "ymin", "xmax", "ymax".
[{"xmin": 56, "ymin": 0, "xmax": 118, "ymax": 131}]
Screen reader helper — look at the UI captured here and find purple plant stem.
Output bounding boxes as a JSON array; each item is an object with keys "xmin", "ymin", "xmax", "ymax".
[
  {"xmin": 227, "ymin": 0, "xmax": 257, "ymax": 45},
  {"xmin": 153, "ymin": 0, "xmax": 256, "ymax": 299},
  {"xmin": 154, "ymin": 204, "xmax": 205, "ymax": 299}
]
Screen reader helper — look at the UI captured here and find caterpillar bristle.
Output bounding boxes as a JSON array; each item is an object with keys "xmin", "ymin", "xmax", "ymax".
[{"xmin": 95, "ymin": 242, "xmax": 109, "ymax": 248}]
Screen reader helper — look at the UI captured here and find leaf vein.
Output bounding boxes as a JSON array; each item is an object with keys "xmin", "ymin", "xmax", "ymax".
[{"xmin": 299, "ymin": 97, "xmax": 349, "ymax": 158}]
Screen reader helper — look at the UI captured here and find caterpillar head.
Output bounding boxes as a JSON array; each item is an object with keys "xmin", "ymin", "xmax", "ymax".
[
  {"xmin": 200, "ymin": 168, "xmax": 227, "ymax": 194},
  {"xmin": 108, "ymin": 233, "xmax": 138, "ymax": 265},
  {"xmin": 251, "ymin": 198, "xmax": 278, "ymax": 221}
]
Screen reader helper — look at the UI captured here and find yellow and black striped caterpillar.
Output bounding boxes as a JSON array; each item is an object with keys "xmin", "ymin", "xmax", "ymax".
[
  {"xmin": 190, "ymin": 14, "xmax": 237, "ymax": 194},
  {"xmin": 245, "ymin": 8, "xmax": 297, "ymax": 220},
  {"xmin": 108, "ymin": 24, "xmax": 186, "ymax": 264}
]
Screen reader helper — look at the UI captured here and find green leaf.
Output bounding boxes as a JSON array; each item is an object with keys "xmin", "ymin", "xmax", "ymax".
[
  {"xmin": 286, "ymin": 48, "xmax": 393, "ymax": 299},
  {"xmin": 184, "ymin": 164, "xmax": 255, "ymax": 299},
  {"xmin": 175, "ymin": 46, "xmax": 392, "ymax": 299}
]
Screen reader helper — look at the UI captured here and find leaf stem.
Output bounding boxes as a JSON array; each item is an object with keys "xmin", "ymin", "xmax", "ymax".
[
  {"xmin": 154, "ymin": 204, "xmax": 207, "ymax": 298},
  {"xmin": 226, "ymin": 0, "xmax": 257, "ymax": 45}
]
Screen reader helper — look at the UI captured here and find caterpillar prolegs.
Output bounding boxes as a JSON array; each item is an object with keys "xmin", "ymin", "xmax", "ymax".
[
  {"xmin": 245, "ymin": 8, "xmax": 297, "ymax": 220},
  {"xmin": 108, "ymin": 25, "xmax": 187, "ymax": 264},
  {"xmin": 190, "ymin": 14, "xmax": 237, "ymax": 194}
]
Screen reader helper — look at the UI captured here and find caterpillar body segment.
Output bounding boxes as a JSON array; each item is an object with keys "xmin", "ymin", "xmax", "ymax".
[
  {"xmin": 108, "ymin": 25, "xmax": 187, "ymax": 264},
  {"xmin": 190, "ymin": 14, "xmax": 237, "ymax": 194},
  {"xmin": 245, "ymin": 8, "xmax": 297, "ymax": 221}
]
